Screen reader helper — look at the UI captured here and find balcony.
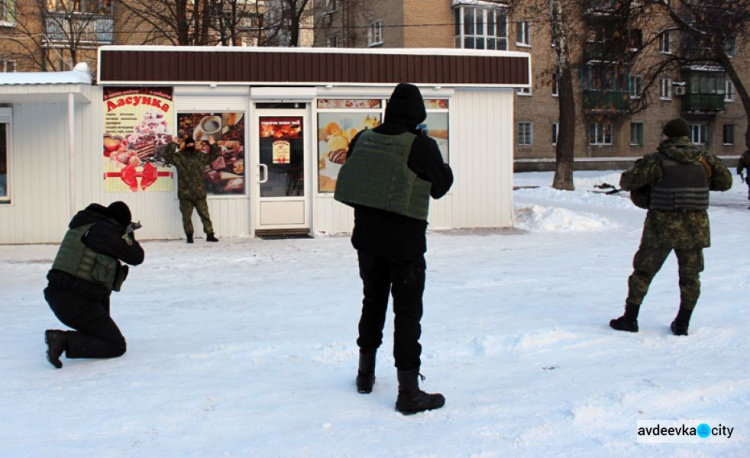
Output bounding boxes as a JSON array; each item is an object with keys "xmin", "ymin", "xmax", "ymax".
[
  {"xmin": 582, "ymin": 90, "xmax": 630, "ymax": 112},
  {"xmin": 681, "ymin": 94, "xmax": 724, "ymax": 113},
  {"xmin": 44, "ymin": 12, "xmax": 114, "ymax": 44}
]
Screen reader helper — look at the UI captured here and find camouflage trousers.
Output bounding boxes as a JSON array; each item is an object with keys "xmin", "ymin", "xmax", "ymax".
[
  {"xmin": 179, "ymin": 198, "xmax": 214, "ymax": 236},
  {"xmin": 626, "ymin": 246, "xmax": 704, "ymax": 311}
]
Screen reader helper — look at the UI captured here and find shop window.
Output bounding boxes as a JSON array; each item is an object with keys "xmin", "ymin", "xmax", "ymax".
[
  {"xmin": 516, "ymin": 21, "xmax": 530, "ymax": 47},
  {"xmin": 590, "ymin": 122, "xmax": 612, "ymax": 146},
  {"xmin": 0, "ymin": 109, "xmax": 10, "ymax": 203},
  {"xmin": 1, "ymin": 0, "xmax": 15, "ymax": 25},
  {"xmin": 518, "ymin": 122, "xmax": 532, "ymax": 146},
  {"xmin": 369, "ymin": 20, "xmax": 383, "ymax": 46},
  {"xmin": 722, "ymin": 124, "xmax": 734, "ymax": 145},
  {"xmin": 630, "ymin": 123, "xmax": 644, "ymax": 146},
  {"xmin": 659, "ymin": 78, "xmax": 672, "ymax": 100},
  {"xmin": 690, "ymin": 123, "xmax": 707, "ymax": 145},
  {"xmin": 453, "ymin": 4, "xmax": 508, "ymax": 50}
]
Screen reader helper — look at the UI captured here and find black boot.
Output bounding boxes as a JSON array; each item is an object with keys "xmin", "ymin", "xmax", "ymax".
[
  {"xmin": 45, "ymin": 330, "xmax": 67, "ymax": 369},
  {"xmin": 670, "ymin": 306, "xmax": 693, "ymax": 336},
  {"xmin": 206, "ymin": 233, "xmax": 219, "ymax": 242},
  {"xmin": 395, "ymin": 369, "xmax": 445, "ymax": 415},
  {"xmin": 610, "ymin": 302, "xmax": 640, "ymax": 332},
  {"xmin": 356, "ymin": 351, "xmax": 376, "ymax": 394},
  {"xmin": 186, "ymin": 234, "xmax": 194, "ymax": 244}
]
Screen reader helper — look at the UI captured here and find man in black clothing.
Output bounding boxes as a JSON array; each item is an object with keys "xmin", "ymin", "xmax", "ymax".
[
  {"xmin": 44, "ymin": 201, "xmax": 145, "ymax": 368},
  {"xmin": 335, "ymin": 83, "xmax": 454, "ymax": 414}
]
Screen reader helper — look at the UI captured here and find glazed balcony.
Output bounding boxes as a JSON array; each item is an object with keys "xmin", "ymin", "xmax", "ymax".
[{"xmin": 44, "ymin": 12, "xmax": 114, "ymax": 44}]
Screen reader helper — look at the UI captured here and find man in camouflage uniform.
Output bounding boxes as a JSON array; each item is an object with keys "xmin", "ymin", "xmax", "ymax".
[
  {"xmin": 736, "ymin": 149, "xmax": 750, "ymax": 207},
  {"xmin": 610, "ymin": 118, "xmax": 732, "ymax": 336},
  {"xmin": 164, "ymin": 134, "xmax": 220, "ymax": 243}
]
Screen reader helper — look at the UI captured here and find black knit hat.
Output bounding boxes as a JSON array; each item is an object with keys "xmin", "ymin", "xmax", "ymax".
[
  {"xmin": 663, "ymin": 118, "xmax": 689, "ymax": 139},
  {"xmin": 107, "ymin": 201, "xmax": 132, "ymax": 226}
]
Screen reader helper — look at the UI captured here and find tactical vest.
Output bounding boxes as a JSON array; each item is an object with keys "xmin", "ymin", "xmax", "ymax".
[
  {"xmin": 51, "ymin": 223, "xmax": 119, "ymax": 291},
  {"xmin": 334, "ymin": 130, "xmax": 431, "ymax": 221},
  {"xmin": 649, "ymin": 154, "xmax": 709, "ymax": 211}
]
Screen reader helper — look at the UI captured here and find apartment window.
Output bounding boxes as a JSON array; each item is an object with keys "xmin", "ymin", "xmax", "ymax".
[
  {"xmin": 690, "ymin": 123, "xmax": 708, "ymax": 145},
  {"xmin": 723, "ymin": 36, "xmax": 736, "ymax": 57},
  {"xmin": 518, "ymin": 122, "xmax": 532, "ymax": 146},
  {"xmin": 629, "ymin": 75, "xmax": 643, "ymax": 99},
  {"xmin": 328, "ymin": 35, "xmax": 339, "ymax": 48},
  {"xmin": 1, "ymin": 0, "xmax": 15, "ymax": 25},
  {"xmin": 629, "ymin": 29, "xmax": 643, "ymax": 51},
  {"xmin": 0, "ymin": 108, "xmax": 10, "ymax": 202},
  {"xmin": 630, "ymin": 123, "xmax": 644, "ymax": 146},
  {"xmin": 659, "ymin": 31, "xmax": 671, "ymax": 54},
  {"xmin": 325, "ymin": 0, "xmax": 339, "ymax": 12},
  {"xmin": 552, "ymin": 122, "xmax": 559, "ymax": 145},
  {"xmin": 239, "ymin": 12, "xmax": 262, "ymax": 30},
  {"xmin": 516, "ymin": 21, "xmax": 531, "ymax": 47},
  {"xmin": 589, "ymin": 122, "xmax": 612, "ymax": 145},
  {"xmin": 725, "ymin": 79, "xmax": 735, "ymax": 102},
  {"xmin": 517, "ymin": 86, "xmax": 532, "ymax": 96},
  {"xmin": 454, "ymin": 5, "xmax": 508, "ymax": 50},
  {"xmin": 660, "ymin": 78, "xmax": 672, "ymax": 99},
  {"xmin": 369, "ymin": 20, "xmax": 383, "ymax": 46},
  {"xmin": 722, "ymin": 124, "xmax": 734, "ymax": 145},
  {"xmin": 552, "ymin": 72, "xmax": 559, "ymax": 96},
  {"xmin": 0, "ymin": 59, "xmax": 16, "ymax": 72}
]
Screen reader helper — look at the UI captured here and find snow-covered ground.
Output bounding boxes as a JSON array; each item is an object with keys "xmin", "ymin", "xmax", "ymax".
[{"xmin": 1, "ymin": 171, "xmax": 748, "ymax": 457}]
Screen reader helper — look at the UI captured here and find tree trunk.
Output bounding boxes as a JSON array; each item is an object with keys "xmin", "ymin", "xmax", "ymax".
[{"xmin": 549, "ymin": 0, "xmax": 575, "ymax": 190}]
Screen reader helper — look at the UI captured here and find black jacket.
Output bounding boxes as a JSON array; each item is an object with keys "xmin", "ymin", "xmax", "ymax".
[
  {"xmin": 346, "ymin": 83, "xmax": 454, "ymax": 259},
  {"xmin": 48, "ymin": 204, "xmax": 144, "ymax": 294}
]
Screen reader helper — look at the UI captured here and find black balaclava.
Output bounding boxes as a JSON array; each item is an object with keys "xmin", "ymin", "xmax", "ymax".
[
  {"xmin": 184, "ymin": 136, "xmax": 196, "ymax": 153},
  {"xmin": 107, "ymin": 201, "xmax": 132, "ymax": 226},
  {"xmin": 384, "ymin": 83, "xmax": 427, "ymax": 130}
]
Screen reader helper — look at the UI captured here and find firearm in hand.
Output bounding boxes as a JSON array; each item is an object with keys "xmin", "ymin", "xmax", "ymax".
[{"xmin": 122, "ymin": 221, "xmax": 142, "ymax": 244}]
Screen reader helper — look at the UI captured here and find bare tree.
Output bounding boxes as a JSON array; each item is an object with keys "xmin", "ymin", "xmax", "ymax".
[
  {"xmin": 5, "ymin": 0, "xmax": 115, "ymax": 71},
  {"xmin": 118, "ymin": 0, "xmax": 215, "ymax": 45}
]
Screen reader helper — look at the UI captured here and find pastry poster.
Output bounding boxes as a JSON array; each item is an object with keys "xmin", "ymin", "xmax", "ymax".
[
  {"xmin": 317, "ymin": 112, "xmax": 381, "ymax": 192},
  {"xmin": 102, "ymin": 87, "xmax": 175, "ymax": 192},
  {"xmin": 176, "ymin": 112, "xmax": 246, "ymax": 195}
]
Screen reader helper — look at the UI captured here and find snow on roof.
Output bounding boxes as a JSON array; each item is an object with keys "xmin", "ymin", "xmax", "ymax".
[{"xmin": 0, "ymin": 62, "xmax": 92, "ymax": 86}]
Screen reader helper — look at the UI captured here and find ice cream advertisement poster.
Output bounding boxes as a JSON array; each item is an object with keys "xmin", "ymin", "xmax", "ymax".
[{"xmin": 102, "ymin": 87, "xmax": 174, "ymax": 193}]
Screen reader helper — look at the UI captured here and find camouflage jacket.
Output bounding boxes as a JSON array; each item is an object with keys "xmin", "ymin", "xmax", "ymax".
[
  {"xmin": 620, "ymin": 137, "xmax": 732, "ymax": 249},
  {"xmin": 163, "ymin": 143, "xmax": 220, "ymax": 200}
]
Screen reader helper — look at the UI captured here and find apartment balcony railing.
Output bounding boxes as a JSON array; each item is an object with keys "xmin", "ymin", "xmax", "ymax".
[
  {"xmin": 45, "ymin": 12, "xmax": 114, "ymax": 44},
  {"xmin": 681, "ymin": 93, "xmax": 724, "ymax": 113},
  {"xmin": 582, "ymin": 89, "xmax": 630, "ymax": 112}
]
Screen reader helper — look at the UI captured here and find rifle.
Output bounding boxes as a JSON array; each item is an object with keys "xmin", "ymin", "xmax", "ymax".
[
  {"xmin": 122, "ymin": 221, "xmax": 142, "ymax": 244},
  {"xmin": 591, "ymin": 183, "xmax": 624, "ymax": 195}
]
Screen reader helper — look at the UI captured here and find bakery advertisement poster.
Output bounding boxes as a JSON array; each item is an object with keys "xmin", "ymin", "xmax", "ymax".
[
  {"xmin": 259, "ymin": 117, "xmax": 304, "ymax": 197},
  {"xmin": 176, "ymin": 112, "xmax": 246, "ymax": 195},
  {"xmin": 316, "ymin": 112, "xmax": 381, "ymax": 193},
  {"xmin": 102, "ymin": 87, "xmax": 174, "ymax": 193}
]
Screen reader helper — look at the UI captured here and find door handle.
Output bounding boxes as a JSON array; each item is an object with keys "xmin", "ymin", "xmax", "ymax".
[{"xmin": 259, "ymin": 163, "xmax": 269, "ymax": 183}]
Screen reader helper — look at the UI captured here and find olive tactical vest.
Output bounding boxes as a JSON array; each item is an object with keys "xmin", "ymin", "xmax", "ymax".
[
  {"xmin": 334, "ymin": 130, "xmax": 431, "ymax": 221},
  {"xmin": 649, "ymin": 154, "xmax": 710, "ymax": 211},
  {"xmin": 51, "ymin": 223, "xmax": 119, "ymax": 291}
]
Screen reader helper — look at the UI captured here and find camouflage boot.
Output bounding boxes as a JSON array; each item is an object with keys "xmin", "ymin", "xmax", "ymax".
[{"xmin": 610, "ymin": 302, "xmax": 640, "ymax": 332}]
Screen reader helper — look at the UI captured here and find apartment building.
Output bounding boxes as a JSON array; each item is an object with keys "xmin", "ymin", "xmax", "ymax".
[{"xmin": 313, "ymin": 0, "xmax": 748, "ymax": 165}]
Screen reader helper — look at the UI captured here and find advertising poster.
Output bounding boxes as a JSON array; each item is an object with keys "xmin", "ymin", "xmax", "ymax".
[
  {"xmin": 103, "ymin": 87, "xmax": 174, "ymax": 192},
  {"xmin": 317, "ymin": 112, "xmax": 381, "ymax": 192},
  {"xmin": 176, "ymin": 112, "xmax": 246, "ymax": 195},
  {"xmin": 259, "ymin": 117, "xmax": 304, "ymax": 197}
]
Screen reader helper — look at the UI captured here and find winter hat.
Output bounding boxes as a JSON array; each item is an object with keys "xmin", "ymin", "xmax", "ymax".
[
  {"xmin": 107, "ymin": 201, "xmax": 132, "ymax": 226},
  {"xmin": 385, "ymin": 83, "xmax": 427, "ymax": 129},
  {"xmin": 663, "ymin": 118, "xmax": 689, "ymax": 139}
]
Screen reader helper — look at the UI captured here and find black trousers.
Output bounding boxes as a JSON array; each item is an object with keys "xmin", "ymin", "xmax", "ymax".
[
  {"xmin": 356, "ymin": 251, "xmax": 425, "ymax": 371},
  {"xmin": 44, "ymin": 273, "xmax": 126, "ymax": 359}
]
